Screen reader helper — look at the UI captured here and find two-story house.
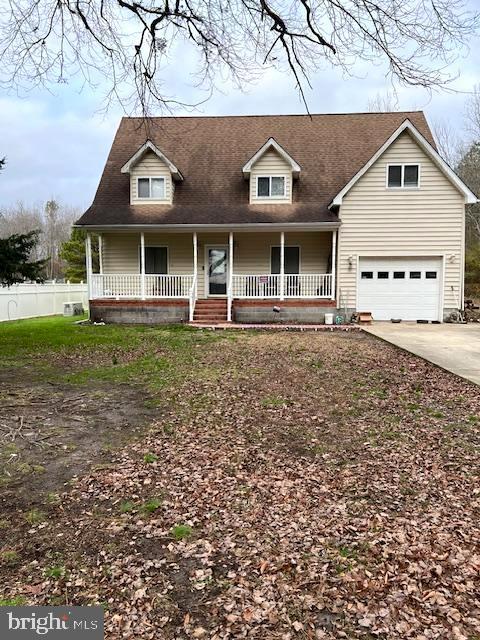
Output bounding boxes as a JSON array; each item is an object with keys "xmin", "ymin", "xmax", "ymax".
[{"xmin": 76, "ymin": 113, "xmax": 477, "ymax": 324}]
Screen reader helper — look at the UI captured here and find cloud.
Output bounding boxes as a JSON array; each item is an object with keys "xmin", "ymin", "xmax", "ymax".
[
  {"xmin": 0, "ymin": 96, "xmax": 119, "ymax": 209},
  {"xmin": 0, "ymin": 21, "xmax": 478, "ymax": 208}
]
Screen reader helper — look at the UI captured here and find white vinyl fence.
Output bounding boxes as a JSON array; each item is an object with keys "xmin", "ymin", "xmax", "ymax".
[{"xmin": 0, "ymin": 282, "xmax": 89, "ymax": 322}]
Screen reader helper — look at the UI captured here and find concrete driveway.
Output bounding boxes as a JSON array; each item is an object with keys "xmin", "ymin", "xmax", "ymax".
[{"xmin": 363, "ymin": 323, "xmax": 480, "ymax": 386}]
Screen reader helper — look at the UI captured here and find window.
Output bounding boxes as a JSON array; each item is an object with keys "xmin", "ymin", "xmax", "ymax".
[
  {"xmin": 361, "ymin": 271, "xmax": 373, "ymax": 279},
  {"xmin": 271, "ymin": 246, "xmax": 300, "ymax": 274},
  {"xmin": 144, "ymin": 247, "xmax": 168, "ymax": 274},
  {"xmin": 425, "ymin": 271, "xmax": 437, "ymax": 279},
  {"xmin": 387, "ymin": 165, "xmax": 402, "ymax": 188},
  {"xmin": 409, "ymin": 271, "xmax": 421, "ymax": 279},
  {"xmin": 377, "ymin": 271, "xmax": 389, "ymax": 279},
  {"xmin": 393, "ymin": 271, "xmax": 405, "ymax": 279},
  {"xmin": 257, "ymin": 176, "xmax": 286, "ymax": 198},
  {"xmin": 404, "ymin": 165, "xmax": 419, "ymax": 187},
  {"xmin": 387, "ymin": 164, "xmax": 420, "ymax": 188},
  {"xmin": 137, "ymin": 176, "xmax": 165, "ymax": 199}
]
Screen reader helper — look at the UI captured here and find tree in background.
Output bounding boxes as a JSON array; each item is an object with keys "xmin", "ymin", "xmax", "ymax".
[
  {"xmin": 44, "ymin": 199, "xmax": 59, "ymax": 279},
  {"xmin": 60, "ymin": 229, "xmax": 98, "ymax": 283},
  {"xmin": 0, "ymin": 201, "xmax": 81, "ymax": 279},
  {"xmin": 0, "ymin": 231, "xmax": 47, "ymax": 287},
  {"xmin": 457, "ymin": 142, "xmax": 480, "ymax": 248}
]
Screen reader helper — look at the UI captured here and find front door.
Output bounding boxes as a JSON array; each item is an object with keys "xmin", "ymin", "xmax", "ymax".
[{"xmin": 206, "ymin": 246, "xmax": 229, "ymax": 296}]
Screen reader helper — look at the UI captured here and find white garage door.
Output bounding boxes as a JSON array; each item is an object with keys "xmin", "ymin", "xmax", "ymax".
[{"xmin": 358, "ymin": 257, "xmax": 442, "ymax": 321}]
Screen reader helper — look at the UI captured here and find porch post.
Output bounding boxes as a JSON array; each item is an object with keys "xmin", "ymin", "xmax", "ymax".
[
  {"xmin": 193, "ymin": 232, "xmax": 198, "ymax": 283},
  {"xmin": 140, "ymin": 232, "xmax": 146, "ymax": 300},
  {"xmin": 228, "ymin": 231, "xmax": 234, "ymax": 322},
  {"xmin": 331, "ymin": 230, "xmax": 337, "ymax": 301},
  {"xmin": 280, "ymin": 231, "xmax": 285, "ymax": 301},
  {"xmin": 85, "ymin": 233, "xmax": 93, "ymax": 301},
  {"xmin": 190, "ymin": 232, "xmax": 198, "ymax": 322},
  {"xmin": 98, "ymin": 234, "xmax": 103, "ymax": 275}
]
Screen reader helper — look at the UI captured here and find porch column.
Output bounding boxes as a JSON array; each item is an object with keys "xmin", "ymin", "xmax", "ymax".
[
  {"xmin": 190, "ymin": 232, "xmax": 198, "ymax": 322},
  {"xmin": 98, "ymin": 234, "xmax": 103, "ymax": 275},
  {"xmin": 280, "ymin": 231, "xmax": 285, "ymax": 301},
  {"xmin": 331, "ymin": 230, "xmax": 337, "ymax": 301},
  {"xmin": 140, "ymin": 232, "xmax": 146, "ymax": 300},
  {"xmin": 228, "ymin": 231, "xmax": 234, "ymax": 322},
  {"xmin": 193, "ymin": 232, "xmax": 198, "ymax": 283},
  {"xmin": 85, "ymin": 233, "xmax": 93, "ymax": 301}
]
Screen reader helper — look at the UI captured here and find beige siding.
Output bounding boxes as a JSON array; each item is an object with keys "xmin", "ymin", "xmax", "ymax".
[
  {"xmin": 102, "ymin": 232, "xmax": 332, "ymax": 298},
  {"xmin": 337, "ymin": 131, "xmax": 465, "ymax": 311},
  {"xmin": 234, "ymin": 232, "xmax": 330, "ymax": 274},
  {"xmin": 130, "ymin": 151, "xmax": 173, "ymax": 204},
  {"xmin": 103, "ymin": 234, "xmax": 139, "ymax": 273},
  {"xmin": 250, "ymin": 149, "xmax": 292, "ymax": 204}
]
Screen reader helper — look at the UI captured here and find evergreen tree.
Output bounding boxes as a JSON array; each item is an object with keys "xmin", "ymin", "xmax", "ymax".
[
  {"xmin": 60, "ymin": 228, "xmax": 98, "ymax": 282},
  {"xmin": 0, "ymin": 231, "xmax": 47, "ymax": 286}
]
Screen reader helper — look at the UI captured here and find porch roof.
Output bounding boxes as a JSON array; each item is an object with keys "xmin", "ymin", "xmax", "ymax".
[{"xmin": 76, "ymin": 204, "xmax": 339, "ymax": 227}]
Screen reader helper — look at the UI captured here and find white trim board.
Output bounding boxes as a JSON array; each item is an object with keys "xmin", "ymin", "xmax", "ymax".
[
  {"xmin": 121, "ymin": 140, "xmax": 183, "ymax": 181},
  {"xmin": 75, "ymin": 222, "xmax": 342, "ymax": 232},
  {"xmin": 329, "ymin": 119, "xmax": 478, "ymax": 207},
  {"xmin": 242, "ymin": 137, "xmax": 301, "ymax": 177}
]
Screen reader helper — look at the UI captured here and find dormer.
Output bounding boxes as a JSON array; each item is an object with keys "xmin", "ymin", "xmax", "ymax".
[
  {"xmin": 242, "ymin": 138, "xmax": 301, "ymax": 204},
  {"xmin": 121, "ymin": 140, "xmax": 183, "ymax": 205}
]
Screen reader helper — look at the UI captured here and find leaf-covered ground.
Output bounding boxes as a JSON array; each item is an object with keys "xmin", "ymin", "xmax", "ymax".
[{"xmin": 0, "ymin": 319, "xmax": 479, "ymax": 639}]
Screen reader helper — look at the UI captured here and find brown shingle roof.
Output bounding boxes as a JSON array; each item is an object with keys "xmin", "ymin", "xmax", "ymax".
[{"xmin": 76, "ymin": 112, "xmax": 434, "ymax": 227}]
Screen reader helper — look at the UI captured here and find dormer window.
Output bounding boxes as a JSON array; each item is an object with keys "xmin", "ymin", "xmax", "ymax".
[
  {"xmin": 137, "ymin": 176, "xmax": 165, "ymax": 199},
  {"xmin": 121, "ymin": 140, "xmax": 183, "ymax": 205},
  {"xmin": 257, "ymin": 176, "xmax": 286, "ymax": 198},
  {"xmin": 243, "ymin": 137, "xmax": 300, "ymax": 205},
  {"xmin": 387, "ymin": 164, "xmax": 420, "ymax": 188}
]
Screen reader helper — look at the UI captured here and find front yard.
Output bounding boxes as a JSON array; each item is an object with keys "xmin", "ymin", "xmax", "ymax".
[{"xmin": 0, "ymin": 317, "xmax": 479, "ymax": 639}]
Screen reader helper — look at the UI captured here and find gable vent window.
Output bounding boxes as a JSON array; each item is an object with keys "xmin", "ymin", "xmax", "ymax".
[
  {"xmin": 137, "ymin": 177, "xmax": 165, "ymax": 199},
  {"xmin": 257, "ymin": 176, "xmax": 286, "ymax": 198},
  {"xmin": 387, "ymin": 164, "xmax": 420, "ymax": 188}
]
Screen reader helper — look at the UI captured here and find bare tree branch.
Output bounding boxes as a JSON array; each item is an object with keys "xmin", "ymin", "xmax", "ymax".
[
  {"xmin": 0, "ymin": 0, "xmax": 478, "ymax": 114},
  {"xmin": 465, "ymin": 84, "xmax": 480, "ymax": 141}
]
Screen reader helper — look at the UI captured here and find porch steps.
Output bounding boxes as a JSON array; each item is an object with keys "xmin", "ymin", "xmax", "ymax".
[{"xmin": 192, "ymin": 299, "xmax": 228, "ymax": 323}]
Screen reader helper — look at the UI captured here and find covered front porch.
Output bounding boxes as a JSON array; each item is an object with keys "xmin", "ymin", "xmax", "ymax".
[{"xmin": 86, "ymin": 229, "xmax": 338, "ymax": 323}]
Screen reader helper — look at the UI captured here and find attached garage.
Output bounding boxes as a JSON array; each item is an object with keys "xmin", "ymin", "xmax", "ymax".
[{"xmin": 357, "ymin": 257, "xmax": 443, "ymax": 321}]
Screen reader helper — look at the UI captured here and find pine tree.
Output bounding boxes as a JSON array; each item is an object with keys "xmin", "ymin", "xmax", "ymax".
[
  {"xmin": 0, "ymin": 231, "xmax": 47, "ymax": 286},
  {"xmin": 60, "ymin": 228, "xmax": 98, "ymax": 282}
]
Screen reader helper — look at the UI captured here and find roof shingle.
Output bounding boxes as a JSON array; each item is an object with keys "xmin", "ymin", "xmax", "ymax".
[{"xmin": 76, "ymin": 112, "xmax": 434, "ymax": 227}]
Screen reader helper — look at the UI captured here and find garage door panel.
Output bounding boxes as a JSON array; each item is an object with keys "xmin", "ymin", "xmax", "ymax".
[{"xmin": 358, "ymin": 257, "xmax": 442, "ymax": 321}]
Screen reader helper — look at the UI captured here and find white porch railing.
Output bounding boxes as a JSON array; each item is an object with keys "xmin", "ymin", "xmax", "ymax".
[
  {"xmin": 91, "ymin": 274, "xmax": 193, "ymax": 299},
  {"xmin": 231, "ymin": 274, "xmax": 333, "ymax": 299},
  {"xmin": 232, "ymin": 274, "xmax": 281, "ymax": 298}
]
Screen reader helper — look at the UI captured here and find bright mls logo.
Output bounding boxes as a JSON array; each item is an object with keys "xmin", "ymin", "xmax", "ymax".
[{"xmin": 0, "ymin": 607, "xmax": 103, "ymax": 639}]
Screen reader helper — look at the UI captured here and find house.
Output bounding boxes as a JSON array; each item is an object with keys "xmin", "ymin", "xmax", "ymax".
[{"xmin": 76, "ymin": 113, "xmax": 477, "ymax": 324}]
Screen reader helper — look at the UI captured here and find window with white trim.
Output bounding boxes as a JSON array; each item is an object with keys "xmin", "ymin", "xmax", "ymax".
[
  {"xmin": 257, "ymin": 176, "xmax": 286, "ymax": 198},
  {"xmin": 387, "ymin": 164, "xmax": 419, "ymax": 188},
  {"xmin": 137, "ymin": 176, "xmax": 166, "ymax": 199}
]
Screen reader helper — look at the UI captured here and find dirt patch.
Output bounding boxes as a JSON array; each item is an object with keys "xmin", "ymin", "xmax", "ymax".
[{"xmin": 0, "ymin": 379, "xmax": 158, "ymax": 507}]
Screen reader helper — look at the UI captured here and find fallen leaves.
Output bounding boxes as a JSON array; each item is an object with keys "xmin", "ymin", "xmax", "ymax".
[{"xmin": 1, "ymin": 332, "xmax": 479, "ymax": 639}]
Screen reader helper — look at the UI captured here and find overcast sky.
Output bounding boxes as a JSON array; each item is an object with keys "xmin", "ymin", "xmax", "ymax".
[{"xmin": 1, "ymin": 10, "xmax": 479, "ymax": 212}]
